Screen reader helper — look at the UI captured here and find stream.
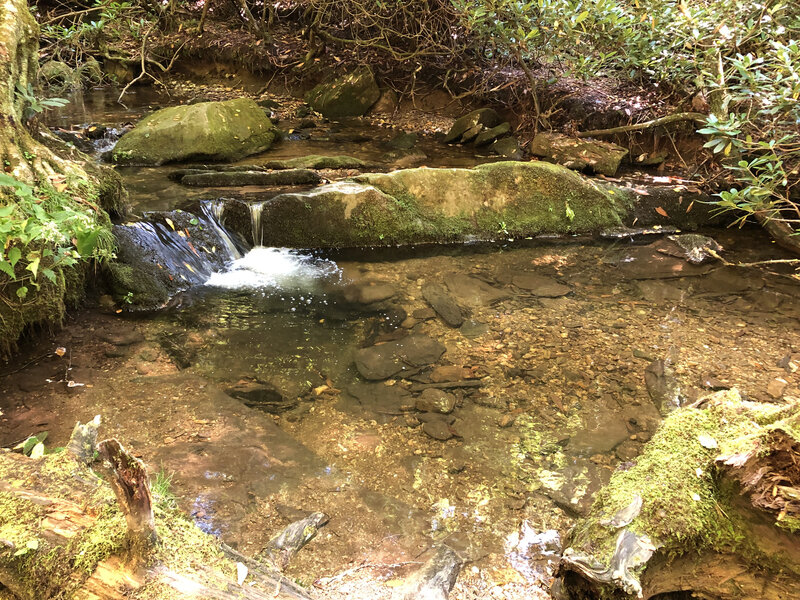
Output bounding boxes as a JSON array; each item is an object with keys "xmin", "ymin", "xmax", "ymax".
[{"xmin": 2, "ymin": 86, "xmax": 799, "ymax": 600}]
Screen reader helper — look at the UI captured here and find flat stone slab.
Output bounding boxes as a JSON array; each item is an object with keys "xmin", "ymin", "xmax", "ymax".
[
  {"xmin": 355, "ymin": 335, "xmax": 446, "ymax": 380},
  {"xmin": 443, "ymin": 274, "xmax": 509, "ymax": 307},
  {"xmin": 181, "ymin": 169, "xmax": 321, "ymax": 187},
  {"xmin": 512, "ymin": 273, "xmax": 571, "ymax": 297},
  {"xmin": 422, "ymin": 282, "xmax": 463, "ymax": 327}
]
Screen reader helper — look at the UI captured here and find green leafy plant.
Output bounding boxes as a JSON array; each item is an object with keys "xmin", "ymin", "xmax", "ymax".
[
  {"xmin": 0, "ymin": 173, "xmax": 114, "ymax": 300},
  {"xmin": 14, "ymin": 83, "xmax": 69, "ymax": 121}
]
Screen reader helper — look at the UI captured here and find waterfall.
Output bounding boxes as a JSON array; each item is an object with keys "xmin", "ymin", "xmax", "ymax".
[
  {"xmin": 200, "ymin": 200, "xmax": 244, "ymax": 260},
  {"xmin": 250, "ymin": 201, "xmax": 266, "ymax": 247}
]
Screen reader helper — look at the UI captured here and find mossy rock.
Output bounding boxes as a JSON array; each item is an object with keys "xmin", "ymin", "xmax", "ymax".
[
  {"xmin": 38, "ymin": 60, "xmax": 77, "ymax": 89},
  {"xmin": 261, "ymin": 155, "xmax": 368, "ymax": 170},
  {"xmin": 530, "ymin": 132, "xmax": 629, "ymax": 176},
  {"xmin": 443, "ymin": 108, "xmax": 501, "ymax": 144},
  {"xmin": 227, "ymin": 161, "xmax": 626, "ymax": 248},
  {"xmin": 304, "ymin": 67, "xmax": 381, "ymax": 119},
  {"xmin": 110, "ymin": 98, "xmax": 276, "ymax": 166}
]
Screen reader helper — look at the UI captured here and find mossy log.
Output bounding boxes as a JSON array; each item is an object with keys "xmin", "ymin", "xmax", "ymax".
[
  {"xmin": 0, "ymin": 420, "xmax": 313, "ymax": 600},
  {"xmin": 553, "ymin": 389, "xmax": 800, "ymax": 600}
]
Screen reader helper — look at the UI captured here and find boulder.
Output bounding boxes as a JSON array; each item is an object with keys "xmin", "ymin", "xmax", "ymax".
[
  {"xmin": 111, "ymin": 98, "xmax": 276, "ymax": 165},
  {"xmin": 443, "ymin": 108, "xmax": 501, "ymax": 144},
  {"xmin": 39, "ymin": 60, "xmax": 76, "ymax": 89},
  {"xmin": 530, "ymin": 132, "xmax": 629, "ymax": 176},
  {"xmin": 305, "ymin": 67, "xmax": 381, "ymax": 118},
  {"xmin": 355, "ymin": 335, "xmax": 446, "ymax": 380},
  {"xmin": 261, "ymin": 155, "xmax": 368, "ymax": 170},
  {"xmin": 218, "ymin": 161, "xmax": 627, "ymax": 247},
  {"xmin": 490, "ymin": 136, "xmax": 523, "ymax": 159},
  {"xmin": 474, "ymin": 122, "xmax": 511, "ymax": 146}
]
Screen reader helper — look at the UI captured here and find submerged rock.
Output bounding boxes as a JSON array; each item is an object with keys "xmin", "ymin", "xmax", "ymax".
[
  {"xmin": 224, "ymin": 379, "xmax": 298, "ymax": 414},
  {"xmin": 354, "ymin": 335, "xmax": 446, "ymax": 380},
  {"xmin": 111, "ymin": 98, "xmax": 276, "ymax": 165},
  {"xmin": 305, "ymin": 66, "xmax": 380, "ymax": 118},
  {"xmin": 422, "ymin": 282, "xmax": 463, "ymax": 327},
  {"xmin": 261, "ymin": 155, "xmax": 368, "ymax": 170},
  {"xmin": 530, "ymin": 133, "xmax": 629, "ymax": 176},
  {"xmin": 644, "ymin": 358, "xmax": 684, "ymax": 416},
  {"xmin": 512, "ymin": 273, "xmax": 571, "ymax": 297},
  {"xmin": 416, "ymin": 389, "xmax": 457, "ymax": 414}
]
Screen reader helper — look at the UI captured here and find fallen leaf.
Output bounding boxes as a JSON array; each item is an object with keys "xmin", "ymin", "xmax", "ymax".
[{"xmin": 655, "ymin": 206, "xmax": 669, "ymax": 217}]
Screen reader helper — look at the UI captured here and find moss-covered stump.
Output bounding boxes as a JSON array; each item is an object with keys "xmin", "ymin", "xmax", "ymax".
[
  {"xmin": 304, "ymin": 67, "xmax": 380, "ymax": 119},
  {"xmin": 553, "ymin": 389, "xmax": 800, "ymax": 600},
  {"xmin": 110, "ymin": 98, "xmax": 276, "ymax": 166},
  {"xmin": 0, "ymin": 425, "xmax": 312, "ymax": 599}
]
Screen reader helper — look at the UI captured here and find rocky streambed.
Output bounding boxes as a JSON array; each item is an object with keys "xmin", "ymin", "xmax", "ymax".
[{"xmin": 3, "ymin": 87, "xmax": 799, "ymax": 600}]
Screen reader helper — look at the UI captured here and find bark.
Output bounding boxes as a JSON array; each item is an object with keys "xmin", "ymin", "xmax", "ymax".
[
  {"xmin": 96, "ymin": 438, "xmax": 158, "ymax": 557},
  {"xmin": 756, "ymin": 211, "xmax": 800, "ymax": 256},
  {"xmin": 576, "ymin": 112, "xmax": 707, "ymax": 139}
]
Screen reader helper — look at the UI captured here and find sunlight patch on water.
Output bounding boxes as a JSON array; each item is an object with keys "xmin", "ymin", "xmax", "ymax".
[{"xmin": 205, "ymin": 246, "xmax": 341, "ymax": 291}]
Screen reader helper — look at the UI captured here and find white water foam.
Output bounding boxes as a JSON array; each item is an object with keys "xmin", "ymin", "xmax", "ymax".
[{"xmin": 205, "ymin": 247, "xmax": 340, "ymax": 291}]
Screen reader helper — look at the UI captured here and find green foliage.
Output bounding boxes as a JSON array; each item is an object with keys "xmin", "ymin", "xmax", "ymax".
[
  {"xmin": 456, "ymin": 0, "xmax": 800, "ymax": 235},
  {"xmin": 14, "ymin": 83, "xmax": 68, "ymax": 121},
  {"xmin": 0, "ymin": 174, "xmax": 114, "ymax": 301}
]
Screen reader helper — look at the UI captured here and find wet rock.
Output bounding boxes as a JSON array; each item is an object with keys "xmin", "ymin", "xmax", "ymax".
[
  {"xmin": 474, "ymin": 122, "xmax": 511, "ymax": 146},
  {"xmin": 615, "ymin": 440, "xmax": 642, "ymax": 462},
  {"xmin": 224, "ymin": 379, "xmax": 297, "ymax": 414},
  {"xmin": 663, "ymin": 234, "xmax": 723, "ymax": 264},
  {"xmin": 180, "ymin": 168, "xmax": 321, "ymax": 187},
  {"xmin": 530, "ymin": 132, "xmax": 629, "ymax": 176},
  {"xmin": 305, "ymin": 66, "xmax": 380, "ymax": 118},
  {"xmin": 700, "ymin": 375, "xmax": 729, "ymax": 391},
  {"xmin": 443, "ymin": 273, "xmax": 509, "ymax": 307},
  {"xmin": 342, "ymin": 281, "xmax": 396, "ymax": 305},
  {"xmin": 512, "ymin": 273, "xmax": 570, "ymax": 297},
  {"xmin": 261, "ymin": 512, "xmax": 329, "ymax": 569},
  {"xmin": 767, "ymin": 378, "xmax": 788, "ymax": 399},
  {"xmin": 694, "ymin": 266, "xmax": 762, "ymax": 294},
  {"xmin": 614, "ymin": 245, "xmax": 714, "ymax": 280},
  {"xmin": 297, "ymin": 118, "xmax": 317, "ymax": 129},
  {"xmin": 429, "ymin": 365, "xmax": 469, "ymax": 383},
  {"xmin": 416, "ymin": 389, "xmax": 457, "ymax": 414},
  {"xmin": 111, "ymin": 98, "xmax": 276, "ymax": 165},
  {"xmin": 568, "ymin": 413, "xmax": 630, "ymax": 455},
  {"xmin": 459, "ymin": 319, "xmax": 489, "ymax": 338},
  {"xmin": 261, "ymin": 155, "xmax": 368, "ymax": 170},
  {"xmin": 635, "ymin": 280, "xmax": 686, "ymax": 304},
  {"xmin": 422, "ymin": 419, "xmax": 455, "ymax": 441},
  {"xmin": 354, "ymin": 335, "xmax": 446, "ymax": 380},
  {"xmin": 422, "ymin": 282, "xmax": 463, "ymax": 327},
  {"xmin": 489, "ymin": 136, "xmax": 523, "ymax": 159},
  {"xmin": 386, "ymin": 132, "xmax": 417, "ymax": 150},
  {"xmin": 444, "ymin": 108, "xmax": 501, "ymax": 144},
  {"xmin": 97, "ymin": 328, "xmax": 144, "ymax": 346},
  {"xmin": 346, "ymin": 382, "xmax": 413, "ymax": 415},
  {"xmin": 644, "ymin": 358, "xmax": 683, "ymax": 416},
  {"xmin": 388, "ymin": 150, "xmax": 428, "ymax": 169},
  {"xmin": 397, "ymin": 545, "xmax": 462, "ymax": 599},
  {"xmin": 412, "ymin": 307, "xmax": 437, "ymax": 320}
]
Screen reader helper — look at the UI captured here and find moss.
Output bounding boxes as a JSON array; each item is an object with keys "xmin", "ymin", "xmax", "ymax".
[
  {"xmin": 262, "ymin": 155, "xmax": 368, "ymax": 170},
  {"xmin": 570, "ymin": 390, "xmax": 799, "ymax": 571}
]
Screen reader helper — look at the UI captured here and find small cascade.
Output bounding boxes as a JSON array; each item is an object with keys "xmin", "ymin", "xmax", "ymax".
[
  {"xmin": 200, "ymin": 200, "xmax": 245, "ymax": 260},
  {"xmin": 113, "ymin": 204, "xmax": 247, "ymax": 299},
  {"xmin": 249, "ymin": 201, "xmax": 266, "ymax": 247}
]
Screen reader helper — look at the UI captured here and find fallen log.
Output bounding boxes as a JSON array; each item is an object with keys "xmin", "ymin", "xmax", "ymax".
[
  {"xmin": 0, "ymin": 419, "xmax": 314, "ymax": 600},
  {"xmin": 553, "ymin": 389, "xmax": 800, "ymax": 600},
  {"xmin": 576, "ymin": 112, "xmax": 707, "ymax": 138}
]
